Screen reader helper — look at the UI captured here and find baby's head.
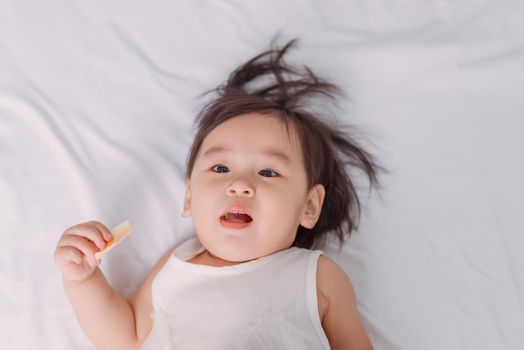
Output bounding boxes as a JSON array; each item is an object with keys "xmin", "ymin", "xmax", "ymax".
[{"xmin": 182, "ymin": 38, "xmax": 385, "ymax": 262}]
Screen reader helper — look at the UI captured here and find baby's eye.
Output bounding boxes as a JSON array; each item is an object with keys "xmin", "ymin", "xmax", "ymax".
[
  {"xmin": 212, "ymin": 165, "xmax": 229, "ymax": 173},
  {"xmin": 258, "ymin": 169, "xmax": 278, "ymax": 177}
]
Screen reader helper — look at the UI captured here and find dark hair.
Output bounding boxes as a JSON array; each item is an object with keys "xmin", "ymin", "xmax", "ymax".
[{"xmin": 186, "ymin": 37, "xmax": 387, "ymax": 250}]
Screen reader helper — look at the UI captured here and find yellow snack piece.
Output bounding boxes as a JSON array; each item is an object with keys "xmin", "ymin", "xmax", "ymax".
[{"xmin": 94, "ymin": 220, "xmax": 132, "ymax": 259}]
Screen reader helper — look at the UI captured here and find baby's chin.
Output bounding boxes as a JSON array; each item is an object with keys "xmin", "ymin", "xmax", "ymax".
[
  {"xmin": 199, "ymin": 231, "xmax": 294, "ymax": 263},
  {"xmin": 199, "ymin": 239, "xmax": 263, "ymax": 264}
]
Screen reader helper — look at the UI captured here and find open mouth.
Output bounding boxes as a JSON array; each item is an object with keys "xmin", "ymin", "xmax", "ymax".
[
  {"xmin": 220, "ymin": 210, "xmax": 253, "ymax": 229},
  {"xmin": 221, "ymin": 212, "xmax": 253, "ymax": 223}
]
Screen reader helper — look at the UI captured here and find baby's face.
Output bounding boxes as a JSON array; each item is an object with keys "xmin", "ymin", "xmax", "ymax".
[{"xmin": 183, "ymin": 112, "xmax": 324, "ymax": 262}]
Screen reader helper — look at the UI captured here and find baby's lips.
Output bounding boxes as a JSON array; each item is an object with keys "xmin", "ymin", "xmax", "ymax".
[
  {"xmin": 222, "ymin": 212, "xmax": 253, "ymax": 222},
  {"xmin": 221, "ymin": 203, "xmax": 254, "ymax": 220}
]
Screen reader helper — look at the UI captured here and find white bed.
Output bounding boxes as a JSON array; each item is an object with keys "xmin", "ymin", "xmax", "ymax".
[{"xmin": 1, "ymin": 1, "xmax": 523, "ymax": 349}]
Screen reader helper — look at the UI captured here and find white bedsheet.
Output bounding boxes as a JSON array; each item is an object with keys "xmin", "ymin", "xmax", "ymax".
[{"xmin": 1, "ymin": 1, "xmax": 523, "ymax": 349}]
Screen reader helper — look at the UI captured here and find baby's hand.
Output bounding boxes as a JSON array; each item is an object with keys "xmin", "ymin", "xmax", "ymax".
[{"xmin": 54, "ymin": 220, "xmax": 113, "ymax": 282}]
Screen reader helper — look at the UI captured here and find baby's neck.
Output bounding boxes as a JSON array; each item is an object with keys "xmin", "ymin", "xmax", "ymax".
[{"xmin": 187, "ymin": 250, "xmax": 255, "ymax": 267}]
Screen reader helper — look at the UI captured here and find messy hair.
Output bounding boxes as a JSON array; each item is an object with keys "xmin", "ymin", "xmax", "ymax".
[{"xmin": 186, "ymin": 37, "xmax": 386, "ymax": 250}]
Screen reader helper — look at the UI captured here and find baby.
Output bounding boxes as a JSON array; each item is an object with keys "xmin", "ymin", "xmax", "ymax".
[{"xmin": 54, "ymin": 38, "xmax": 384, "ymax": 349}]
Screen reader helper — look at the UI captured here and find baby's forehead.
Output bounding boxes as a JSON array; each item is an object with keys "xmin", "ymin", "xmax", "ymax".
[{"xmin": 199, "ymin": 113, "xmax": 303, "ymax": 157}]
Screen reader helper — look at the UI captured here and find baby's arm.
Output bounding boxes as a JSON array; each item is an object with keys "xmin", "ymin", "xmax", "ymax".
[
  {"xmin": 55, "ymin": 221, "xmax": 139, "ymax": 349},
  {"xmin": 55, "ymin": 220, "xmax": 175, "ymax": 349},
  {"xmin": 63, "ymin": 266, "xmax": 138, "ymax": 349},
  {"xmin": 317, "ymin": 256, "xmax": 373, "ymax": 350}
]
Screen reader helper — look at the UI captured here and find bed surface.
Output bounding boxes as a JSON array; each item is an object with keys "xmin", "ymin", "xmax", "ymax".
[{"xmin": 1, "ymin": 1, "xmax": 523, "ymax": 349}]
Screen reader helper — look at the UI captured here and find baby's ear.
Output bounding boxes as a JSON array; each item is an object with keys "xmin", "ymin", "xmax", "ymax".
[
  {"xmin": 182, "ymin": 178, "xmax": 191, "ymax": 217},
  {"xmin": 300, "ymin": 184, "xmax": 325, "ymax": 229}
]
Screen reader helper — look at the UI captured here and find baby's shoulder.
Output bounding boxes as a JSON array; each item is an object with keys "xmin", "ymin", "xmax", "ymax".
[
  {"xmin": 316, "ymin": 255, "xmax": 355, "ymax": 317},
  {"xmin": 316, "ymin": 255, "xmax": 349, "ymax": 290},
  {"xmin": 315, "ymin": 255, "xmax": 372, "ymax": 348}
]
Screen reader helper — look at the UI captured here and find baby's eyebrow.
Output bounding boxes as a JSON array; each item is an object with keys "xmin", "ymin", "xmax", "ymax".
[{"xmin": 202, "ymin": 146, "xmax": 291, "ymax": 164}]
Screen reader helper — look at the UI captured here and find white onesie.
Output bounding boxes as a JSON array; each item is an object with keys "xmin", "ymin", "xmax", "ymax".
[{"xmin": 140, "ymin": 237, "xmax": 331, "ymax": 350}]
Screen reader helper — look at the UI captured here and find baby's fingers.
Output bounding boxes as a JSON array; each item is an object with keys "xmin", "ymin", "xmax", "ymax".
[
  {"xmin": 85, "ymin": 221, "xmax": 113, "ymax": 242},
  {"xmin": 56, "ymin": 235, "xmax": 99, "ymax": 267},
  {"xmin": 54, "ymin": 245, "xmax": 84, "ymax": 266},
  {"xmin": 65, "ymin": 223, "xmax": 108, "ymax": 250}
]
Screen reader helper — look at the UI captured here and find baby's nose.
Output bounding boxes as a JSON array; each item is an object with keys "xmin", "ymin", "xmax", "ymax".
[{"xmin": 226, "ymin": 181, "xmax": 255, "ymax": 197}]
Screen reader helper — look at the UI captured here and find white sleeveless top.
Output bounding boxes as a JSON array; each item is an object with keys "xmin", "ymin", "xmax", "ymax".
[{"xmin": 140, "ymin": 237, "xmax": 331, "ymax": 350}]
